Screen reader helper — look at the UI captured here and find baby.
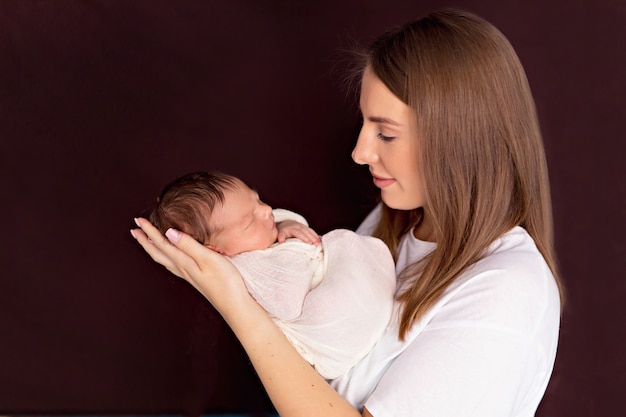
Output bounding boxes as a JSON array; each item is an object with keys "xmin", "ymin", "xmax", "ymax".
[{"xmin": 149, "ymin": 171, "xmax": 396, "ymax": 379}]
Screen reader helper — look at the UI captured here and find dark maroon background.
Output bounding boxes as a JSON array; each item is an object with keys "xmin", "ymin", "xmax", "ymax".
[{"xmin": 1, "ymin": 1, "xmax": 624, "ymax": 416}]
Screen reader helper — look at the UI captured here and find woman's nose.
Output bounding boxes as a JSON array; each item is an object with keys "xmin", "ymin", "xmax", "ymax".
[{"xmin": 352, "ymin": 130, "xmax": 378, "ymax": 165}]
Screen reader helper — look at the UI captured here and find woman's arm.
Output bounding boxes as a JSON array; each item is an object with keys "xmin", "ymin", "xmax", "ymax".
[{"xmin": 131, "ymin": 218, "xmax": 362, "ymax": 417}]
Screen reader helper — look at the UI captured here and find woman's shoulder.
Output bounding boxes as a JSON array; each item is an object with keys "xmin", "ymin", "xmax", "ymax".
[
  {"xmin": 477, "ymin": 226, "xmax": 553, "ymax": 282},
  {"xmin": 440, "ymin": 226, "xmax": 560, "ymax": 333},
  {"xmin": 455, "ymin": 227, "xmax": 556, "ymax": 293}
]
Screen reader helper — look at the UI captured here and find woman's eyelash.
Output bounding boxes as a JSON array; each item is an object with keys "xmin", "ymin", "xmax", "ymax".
[{"xmin": 377, "ymin": 133, "xmax": 395, "ymax": 142}]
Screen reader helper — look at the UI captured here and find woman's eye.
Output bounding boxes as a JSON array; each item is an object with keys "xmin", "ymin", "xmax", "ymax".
[{"xmin": 377, "ymin": 132, "xmax": 395, "ymax": 142}]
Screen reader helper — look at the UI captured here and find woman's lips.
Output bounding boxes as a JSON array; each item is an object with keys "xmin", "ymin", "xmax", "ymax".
[{"xmin": 372, "ymin": 175, "xmax": 396, "ymax": 188}]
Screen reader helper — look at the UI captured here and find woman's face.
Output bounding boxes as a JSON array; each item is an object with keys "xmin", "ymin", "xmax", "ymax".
[{"xmin": 352, "ymin": 67, "xmax": 426, "ymax": 211}]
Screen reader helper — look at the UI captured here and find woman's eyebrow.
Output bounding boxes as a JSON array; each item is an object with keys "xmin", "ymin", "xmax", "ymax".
[{"xmin": 368, "ymin": 116, "xmax": 403, "ymax": 127}]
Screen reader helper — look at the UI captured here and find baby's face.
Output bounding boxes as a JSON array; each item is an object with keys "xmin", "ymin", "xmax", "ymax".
[{"xmin": 208, "ymin": 180, "xmax": 278, "ymax": 256}]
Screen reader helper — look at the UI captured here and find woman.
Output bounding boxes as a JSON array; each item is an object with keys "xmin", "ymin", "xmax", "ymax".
[{"xmin": 132, "ymin": 9, "xmax": 563, "ymax": 417}]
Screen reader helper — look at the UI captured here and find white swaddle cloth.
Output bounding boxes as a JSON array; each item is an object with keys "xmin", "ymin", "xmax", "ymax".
[{"xmin": 228, "ymin": 209, "xmax": 396, "ymax": 379}]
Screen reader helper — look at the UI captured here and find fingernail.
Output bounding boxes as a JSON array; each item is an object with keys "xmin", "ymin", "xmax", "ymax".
[
  {"xmin": 165, "ymin": 228, "xmax": 181, "ymax": 243},
  {"xmin": 134, "ymin": 218, "xmax": 141, "ymax": 227},
  {"xmin": 130, "ymin": 229, "xmax": 137, "ymax": 240}
]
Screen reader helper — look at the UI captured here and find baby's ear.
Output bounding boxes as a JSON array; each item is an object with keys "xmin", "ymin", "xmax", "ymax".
[{"xmin": 205, "ymin": 244, "xmax": 224, "ymax": 254}]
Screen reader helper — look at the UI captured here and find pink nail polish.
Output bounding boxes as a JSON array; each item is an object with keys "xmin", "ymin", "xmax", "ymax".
[
  {"xmin": 134, "ymin": 218, "xmax": 141, "ymax": 227},
  {"xmin": 165, "ymin": 228, "xmax": 181, "ymax": 243}
]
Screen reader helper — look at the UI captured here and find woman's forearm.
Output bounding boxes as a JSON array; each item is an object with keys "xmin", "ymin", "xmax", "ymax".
[
  {"xmin": 227, "ymin": 297, "xmax": 362, "ymax": 417},
  {"xmin": 131, "ymin": 220, "xmax": 359, "ymax": 416}
]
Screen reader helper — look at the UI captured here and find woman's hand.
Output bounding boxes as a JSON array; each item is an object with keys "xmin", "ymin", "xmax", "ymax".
[
  {"xmin": 130, "ymin": 217, "xmax": 361, "ymax": 417},
  {"xmin": 130, "ymin": 217, "xmax": 251, "ymax": 315}
]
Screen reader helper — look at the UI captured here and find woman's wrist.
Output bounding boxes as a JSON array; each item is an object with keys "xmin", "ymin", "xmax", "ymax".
[{"xmin": 225, "ymin": 296, "xmax": 360, "ymax": 417}]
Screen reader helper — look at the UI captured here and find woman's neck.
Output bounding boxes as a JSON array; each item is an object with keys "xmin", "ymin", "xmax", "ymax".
[{"xmin": 413, "ymin": 211, "xmax": 437, "ymax": 242}]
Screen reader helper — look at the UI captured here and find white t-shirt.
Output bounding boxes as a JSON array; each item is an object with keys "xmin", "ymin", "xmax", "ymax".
[{"xmin": 330, "ymin": 205, "xmax": 561, "ymax": 417}]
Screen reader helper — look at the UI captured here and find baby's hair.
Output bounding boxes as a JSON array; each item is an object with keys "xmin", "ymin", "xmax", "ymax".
[{"xmin": 149, "ymin": 171, "xmax": 239, "ymax": 244}]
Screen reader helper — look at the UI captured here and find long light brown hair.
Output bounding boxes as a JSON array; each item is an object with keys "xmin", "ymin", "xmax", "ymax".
[{"xmin": 366, "ymin": 10, "xmax": 564, "ymax": 339}]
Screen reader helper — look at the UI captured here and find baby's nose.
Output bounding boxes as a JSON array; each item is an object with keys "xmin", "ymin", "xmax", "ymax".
[{"xmin": 261, "ymin": 203, "xmax": 272, "ymax": 218}]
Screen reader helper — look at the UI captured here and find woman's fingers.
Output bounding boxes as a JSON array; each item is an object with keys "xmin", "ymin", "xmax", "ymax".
[
  {"xmin": 131, "ymin": 218, "xmax": 255, "ymax": 318},
  {"xmin": 130, "ymin": 226, "xmax": 176, "ymax": 271},
  {"xmin": 131, "ymin": 218, "xmax": 241, "ymax": 292},
  {"xmin": 131, "ymin": 218, "xmax": 197, "ymax": 280},
  {"xmin": 165, "ymin": 228, "xmax": 244, "ymax": 288},
  {"xmin": 162, "ymin": 227, "xmax": 213, "ymax": 272}
]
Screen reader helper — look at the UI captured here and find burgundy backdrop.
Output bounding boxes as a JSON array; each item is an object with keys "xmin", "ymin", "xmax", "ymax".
[{"xmin": 1, "ymin": 1, "xmax": 624, "ymax": 416}]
